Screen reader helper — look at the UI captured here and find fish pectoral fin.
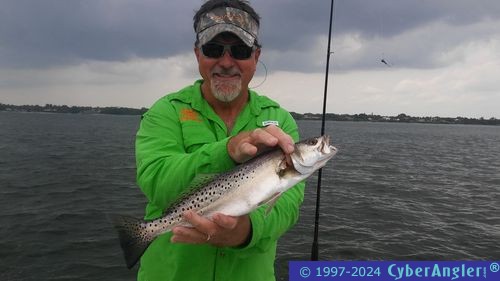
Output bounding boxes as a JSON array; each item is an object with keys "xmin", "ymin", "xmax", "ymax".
[
  {"xmin": 279, "ymin": 157, "xmax": 288, "ymax": 170},
  {"xmin": 278, "ymin": 156, "xmax": 293, "ymax": 176},
  {"xmin": 258, "ymin": 192, "xmax": 283, "ymax": 216}
]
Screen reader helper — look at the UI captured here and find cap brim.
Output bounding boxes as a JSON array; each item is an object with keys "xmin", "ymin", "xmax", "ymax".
[{"xmin": 198, "ymin": 24, "xmax": 255, "ymax": 47}]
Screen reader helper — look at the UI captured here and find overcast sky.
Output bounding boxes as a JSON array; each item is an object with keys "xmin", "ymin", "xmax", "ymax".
[{"xmin": 1, "ymin": 0, "xmax": 499, "ymax": 118}]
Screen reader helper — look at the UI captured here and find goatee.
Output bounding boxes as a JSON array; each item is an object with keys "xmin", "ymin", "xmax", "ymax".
[{"xmin": 210, "ymin": 67, "xmax": 242, "ymax": 103}]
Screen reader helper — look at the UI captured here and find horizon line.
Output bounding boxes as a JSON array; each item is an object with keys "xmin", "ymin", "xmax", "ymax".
[{"xmin": 0, "ymin": 102, "xmax": 498, "ymax": 120}]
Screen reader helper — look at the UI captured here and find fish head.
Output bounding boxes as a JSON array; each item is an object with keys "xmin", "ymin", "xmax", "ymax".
[{"xmin": 290, "ymin": 135, "xmax": 337, "ymax": 175}]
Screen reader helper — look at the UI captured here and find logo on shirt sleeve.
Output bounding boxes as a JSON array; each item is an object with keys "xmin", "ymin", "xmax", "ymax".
[{"xmin": 180, "ymin": 108, "xmax": 202, "ymax": 122}]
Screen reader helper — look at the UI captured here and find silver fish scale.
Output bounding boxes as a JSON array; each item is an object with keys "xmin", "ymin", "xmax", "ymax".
[{"xmin": 151, "ymin": 162, "xmax": 259, "ymax": 232}]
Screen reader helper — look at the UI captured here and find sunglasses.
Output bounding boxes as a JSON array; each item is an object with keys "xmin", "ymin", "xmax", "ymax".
[{"xmin": 201, "ymin": 43, "xmax": 256, "ymax": 60}]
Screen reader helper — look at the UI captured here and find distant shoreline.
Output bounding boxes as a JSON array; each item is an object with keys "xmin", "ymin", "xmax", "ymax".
[
  {"xmin": 1, "ymin": 102, "xmax": 499, "ymax": 126},
  {"xmin": 0, "ymin": 103, "xmax": 148, "ymax": 116}
]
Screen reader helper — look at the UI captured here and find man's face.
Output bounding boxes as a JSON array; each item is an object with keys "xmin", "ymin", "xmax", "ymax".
[{"xmin": 195, "ymin": 33, "xmax": 260, "ymax": 103}]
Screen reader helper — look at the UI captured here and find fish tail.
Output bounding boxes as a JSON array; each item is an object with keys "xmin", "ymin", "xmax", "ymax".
[{"xmin": 110, "ymin": 214, "xmax": 154, "ymax": 269}]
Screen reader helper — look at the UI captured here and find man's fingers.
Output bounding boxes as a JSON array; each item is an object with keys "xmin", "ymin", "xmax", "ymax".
[
  {"xmin": 183, "ymin": 211, "xmax": 216, "ymax": 236},
  {"xmin": 249, "ymin": 128, "xmax": 278, "ymax": 147},
  {"xmin": 240, "ymin": 142, "xmax": 258, "ymax": 157},
  {"xmin": 262, "ymin": 125, "xmax": 294, "ymax": 154},
  {"xmin": 172, "ymin": 212, "xmax": 252, "ymax": 247},
  {"xmin": 171, "ymin": 211, "xmax": 217, "ymax": 244},
  {"xmin": 227, "ymin": 125, "xmax": 295, "ymax": 163},
  {"xmin": 212, "ymin": 213, "xmax": 238, "ymax": 230},
  {"xmin": 171, "ymin": 212, "xmax": 241, "ymax": 245},
  {"xmin": 171, "ymin": 226, "xmax": 208, "ymax": 244}
]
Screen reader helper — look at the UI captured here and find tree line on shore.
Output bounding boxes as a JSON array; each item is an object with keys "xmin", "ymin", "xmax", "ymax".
[
  {"xmin": 1, "ymin": 103, "xmax": 499, "ymax": 125},
  {"xmin": 289, "ymin": 112, "xmax": 500, "ymax": 126},
  {"xmin": 0, "ymin": 103, "xmax": 148, "ymax": 116}
]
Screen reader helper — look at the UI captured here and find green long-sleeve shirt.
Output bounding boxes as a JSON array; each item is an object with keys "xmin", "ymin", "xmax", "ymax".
[{"xmin": 135, "ymin": 80, "xmax": 305, "ymax": 281}]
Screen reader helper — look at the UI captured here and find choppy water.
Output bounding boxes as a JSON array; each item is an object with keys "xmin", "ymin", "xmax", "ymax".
[{"xmin": 1, "ymin": 112, "xmax": 499, "ymax": 281}]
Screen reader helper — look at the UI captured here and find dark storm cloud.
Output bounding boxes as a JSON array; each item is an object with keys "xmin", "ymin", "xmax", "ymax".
[
  {"xmin": 0, "ymin": 0, "xmax": 198, "ymax": 68},
  {"xmin": 1, "ymin": 0, "xmax": 499, "ymax": 70},
  {"xmin": 253, "ymin": 0, "xmax": 499, "ymax": 46},
  {"xmin": 256, "ymin": 0, "xmax": 500, "ymax": 71}
]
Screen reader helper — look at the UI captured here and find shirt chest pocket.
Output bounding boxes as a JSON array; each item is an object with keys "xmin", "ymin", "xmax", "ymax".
[{"xmin": 181, "ymin": 122, "xmax": 217, "ymax": 153}]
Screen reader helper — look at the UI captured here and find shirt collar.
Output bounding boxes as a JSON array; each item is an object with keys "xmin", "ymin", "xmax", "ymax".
[{"xmin": 173, "ymin": 80, "xmax": 279, "ymax": 116}]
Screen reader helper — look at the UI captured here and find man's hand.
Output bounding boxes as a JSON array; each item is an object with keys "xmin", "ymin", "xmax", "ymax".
[
  {"xmin": 171, "ymin": 211, "xmax": 251, "ymax": 247},
  {"xmin": 227, "ymin": 125, "xmax": 295, "ymax": 163}
]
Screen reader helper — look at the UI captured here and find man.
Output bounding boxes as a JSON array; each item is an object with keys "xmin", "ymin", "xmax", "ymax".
[{"xmin": 135, "ymin": 1, "xmax": 304, "ymax": 280}]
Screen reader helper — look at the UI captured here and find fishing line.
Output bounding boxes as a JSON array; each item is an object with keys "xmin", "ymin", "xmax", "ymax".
[
  {"xmin": 249, "ymin": 60, "xmax": 268, "ymax": 89},
  {"xmin": 377, "ymin": 8, "xmax": 392, "ymax": 67},
  {"xmin": 311, "ymin": 0, "xmax": 335, "ymax": 261}
]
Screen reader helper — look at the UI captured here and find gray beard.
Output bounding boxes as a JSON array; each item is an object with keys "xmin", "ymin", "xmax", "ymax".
[{"xmin": 210, "ymin": 78, "xmax": 242, "ymax": 103}]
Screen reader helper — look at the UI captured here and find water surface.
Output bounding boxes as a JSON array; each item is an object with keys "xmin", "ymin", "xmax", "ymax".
[{"xmin": 0, "ymin": 112, "xmax": 499, "ymax": 281}]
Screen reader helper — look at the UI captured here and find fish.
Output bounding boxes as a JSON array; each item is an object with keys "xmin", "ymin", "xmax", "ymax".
[{"xmin": 111, "ymin": 135, "xmax": 338, "ymax": 269}]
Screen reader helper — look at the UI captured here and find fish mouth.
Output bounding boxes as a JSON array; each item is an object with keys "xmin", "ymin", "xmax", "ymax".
[
  {"xmin": 322, "ymin": 135, "xmax": 330, "ymax": 150},
  {"xmin": 320, "ymin": 135, "xmax": 336, "ymax": 154},
  {"xmin": 319, "ymin": 135, "xmax": 338, "ymax": 163}
]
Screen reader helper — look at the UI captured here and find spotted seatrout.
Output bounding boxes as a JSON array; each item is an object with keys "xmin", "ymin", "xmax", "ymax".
[{"xmin": 112, "ymin": 135, "xmax": 337, "ymax": 268}]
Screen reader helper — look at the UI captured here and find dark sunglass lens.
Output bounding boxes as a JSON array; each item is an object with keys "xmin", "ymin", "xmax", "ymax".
[
  {"xmin": 202, "ymin": 43, "xmax": 253, "ymax": 60},
  {"xmin": 230, "ymin": 45, "xmax": 253, "ymax": 60},
  {"xmin": 202, "ymin": 44, "xmax": 224, "ymax": 58}
]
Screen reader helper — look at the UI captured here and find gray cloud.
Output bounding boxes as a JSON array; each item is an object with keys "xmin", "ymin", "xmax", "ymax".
[
  {"xmin": 258, "ymin": 0, "xmax": 500, "ymax": 71},
  {"xmin": 1, "ymin": 0, "xmax": 499, "ymax": 71},
  {"xmin": 0, "ymin": 0, "xmax": 197, "ymax": 68}
]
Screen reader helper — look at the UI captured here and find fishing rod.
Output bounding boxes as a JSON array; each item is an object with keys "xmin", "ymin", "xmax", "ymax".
[{"xmin": 311, "ymin": 0, "xmax": 335, "ymax": 261}]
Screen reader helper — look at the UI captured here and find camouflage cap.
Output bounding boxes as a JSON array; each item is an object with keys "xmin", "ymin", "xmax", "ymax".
[{"xmin": 196, "ymin": 7, "xmax": 259, "ymax": 47}]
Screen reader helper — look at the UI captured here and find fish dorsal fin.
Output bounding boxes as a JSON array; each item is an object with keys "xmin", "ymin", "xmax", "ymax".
[
  {"xmin": 188, "ymin": 173, "xmax": 218, "ymax": 189},
  {"xmin": 163, "ymin": 173, "xmax": 218, "ymax": 215}
]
